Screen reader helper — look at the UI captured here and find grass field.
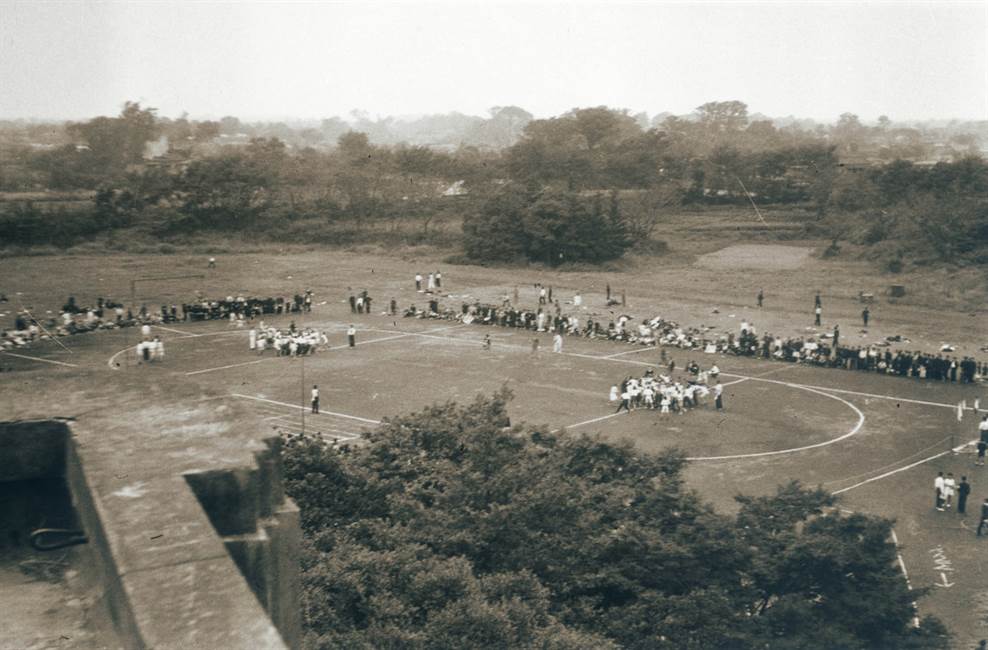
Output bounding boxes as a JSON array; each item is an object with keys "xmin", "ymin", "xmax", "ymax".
[{"xmin": 2, "ymin": 244, "xmax": 987, "ymax": 646}]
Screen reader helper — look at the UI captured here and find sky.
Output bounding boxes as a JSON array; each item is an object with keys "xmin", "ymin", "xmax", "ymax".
[{"xmin": 1, "ymin": 1, "xmax": 985, "ymax": 123}]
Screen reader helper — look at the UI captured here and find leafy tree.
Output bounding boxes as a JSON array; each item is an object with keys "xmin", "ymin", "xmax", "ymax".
[
  {"xmin": 695, "ymin": 100, "xmax": 749, "ymax": 134},
  {"xmin": 282, "ymin": 393, "xmax": 949, "ymax": 650},
  {"xmin": 462, "ymin": 185, "xmax": 632, "ymax": 265},
  {"xmin": 66, "ymin": 101, "xmax": 158, "ymax": 178}
]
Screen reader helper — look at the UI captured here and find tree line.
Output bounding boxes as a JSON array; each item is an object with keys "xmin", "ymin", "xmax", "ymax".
[{"xmin": 1, "ymin": 101, "xmax": 985, "ymax": 267}]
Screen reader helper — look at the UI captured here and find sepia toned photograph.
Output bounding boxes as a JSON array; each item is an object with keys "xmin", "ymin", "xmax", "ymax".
[{"xmin": 1, "ymin": 1, "xmax": 986, "ymax": 648}]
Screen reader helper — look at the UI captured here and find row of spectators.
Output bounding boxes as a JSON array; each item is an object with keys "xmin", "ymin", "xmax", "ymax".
[
  {"xmin": 1, "ymin": 292, "xmax": 306, "ymax": 351},
  {"xmin": 404, "ymin": 299, "xmax": 987, "ymax": 385}
]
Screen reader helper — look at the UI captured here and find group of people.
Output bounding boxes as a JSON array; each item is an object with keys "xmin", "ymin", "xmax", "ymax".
[
  {"xmin": 249, "ymin": 321, "xmax": 328, "ymax": 356},
  {"xmin": 611, "ymin": 367, "xmax": 724, "ymax": 414},
  {"xmin": 400, "ymin": 294, "xmax": 986, "ymax": 387},
  {"xmin": 414, "ymin": 270, "xmax": 443, "ymax": 293},
  {"xmin": 183, "ymin": 292, "xmax": 313, "ymax": 322},
  {"xmin": 2, "ymin": 295, "xmax": 135, "ymax": 351},
  {"xmin": 1, "ymin": 291, "xmax": 311, "ymax": 353}
]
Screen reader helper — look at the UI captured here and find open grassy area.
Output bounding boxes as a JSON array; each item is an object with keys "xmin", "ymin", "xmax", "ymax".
[{"xmin": 2, "ymin": 244, "xmax": 987, "ymax": 645}]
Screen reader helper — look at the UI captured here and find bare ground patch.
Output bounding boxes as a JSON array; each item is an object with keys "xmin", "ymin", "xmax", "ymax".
[{"xmin": 696, "ymin": 244, "xmax": 814, "ymax": 270}]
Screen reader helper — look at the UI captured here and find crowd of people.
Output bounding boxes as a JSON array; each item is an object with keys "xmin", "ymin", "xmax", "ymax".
[
  {"xmin": 611, "ymin": 366, "xmax": 724, "ymax": 414},
  {"xmin": 0, "ymin": 292, "xmax": 306, "ymax": 352},
  {"xmin": 402, "ymin": 295, "xmax": 986, "ymax": 386},
  {"xmin": 249, "ymin": 321, "xmax": 328, "ymax": 356}
]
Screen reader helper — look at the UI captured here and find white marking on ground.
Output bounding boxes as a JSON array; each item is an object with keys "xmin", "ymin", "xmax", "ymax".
[
  {"xmin": 685, "ymin": 384, "xmax": 866, "ymax": 461},
  {"xmin": 152, "ymin": 324, "xmax": 198, "ymax": 337},
  {"xmin": 833, "ymin": 438, "xmax": 977, "ymax": 495},
  {"xmin": 601, "ymin": 348, "xmax": 655, "ymax": 359},
  {"xmin": 230, "ymin": 393, "xmax": 380, "ymax": 424},
  {"xmin": 182, "ymin": 323, "xmax": 467, "ymax": 376},
  {"xmin": 0, "ymin": 351, "xmax": 79, "ymax": 367}
]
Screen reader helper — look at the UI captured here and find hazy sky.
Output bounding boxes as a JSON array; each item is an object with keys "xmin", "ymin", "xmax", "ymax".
[{"xmin": 2, "ymin": 1, "xmax": 985, "ymax": 122}]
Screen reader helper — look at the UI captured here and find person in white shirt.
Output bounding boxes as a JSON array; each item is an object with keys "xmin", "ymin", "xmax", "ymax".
[
  {"xmin": 249, "ymin": 328, "xmax": 257, "ymax": 350},
  {"xmin": 934, "ymin": 472, "xmax": 945, "ymax": 511},
  {"xmin": 943, "ymin": 473, "xmax": 956, "ymax": 509},
  {"xmin": 713, "ymin": 381, "xmax": 724, "ymax": 410},
  {"xmin": 311, "ymin": 385, "xmax": 319, "ymax": 414},
  {"xmin": 141, "ymin": 323, "xmax": 151, "ymax": 339},
  {"xmin": 347, "ymin": 325, "xmax": 356, "ymax": 348},
  {"xmin": 553, "ymin": 333, "xmax": 563, "ymax": 353}
]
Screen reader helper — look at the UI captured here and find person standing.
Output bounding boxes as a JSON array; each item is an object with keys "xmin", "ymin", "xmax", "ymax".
[
  {"xmin": 814, "ymin": 304, "xmax": 822, "ymax": 327},
  {"xmin": 757, "ymin": 289, "xmax": 764, "ymax": 308},
  {"xmin": 833, "ymin": 324, "xmax": 840, "ymax": 351},
  {"xmin": 415, "ymin": 273, "xmax": 422, "ymax": 292},
  {"xmin": 814, "ymin": 292, "xmax": 821, "ymax": 308},
  {"xmin": 958, "ymin": 476, "xmax": 971, "ymax": 514},
  {"xmin": 249, "ymin": 327, "xmax": 257, "ymax": 351},
  {"xmin": 482, "ymin": 334, "xmax": 491, "ymax": 351},
  {"xmin": 311, "ymin": 385, "xmax": 320, "ymax": 414},
  {"xmin": 862, "ymin": 307, "xmax": 870, "ymax": 328},
  {"xmin": 348, "ymin": 290, "xmax": 357, "ymax": 314},
  {"xmin": 977, "ymin": 497, "xmax": 988, "ymax": 536},
  {"xmin": 435, "ymin": 270, "xmax": 442, "ymax": 288},
  {"xmin": 713, "ymin": 381, "xmax": 724, "ymax": 410},
  {"xmin": 553, "ymin": 332, "xmax": 563, "ymax": 353},
  {"xmin": 934, "ymin": 472, "xmax": 945, "ymax": 511},
  {"xmin": 390, "ymin": 298, "xmax": 397, "ymax": 316},
  {"xmin": 615, "ymin": 389, "xmax": 631, "ymax": 413},
  {"xmin": 606, "ymin": 283, "xmax": 611, "ymax": 302},
  {"xmin": 944, "ymin": 473, "xmax": 956, "ymax": 509},
  {"xmin": 347, "ymin": 324, "xmax": 356, "ymax": 348},
  {"xmin": 978, "ymin": 414, "xmax": 988, "ymax": 451},
  {"xmin": 427, "ymin": 272, "xmax": 435, "ymax": 292}
]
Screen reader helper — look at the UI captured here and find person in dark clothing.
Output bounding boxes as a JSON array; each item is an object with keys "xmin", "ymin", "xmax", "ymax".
[
  {"xmin": 757, "ymin": 289, "xmax": 763, "ymax": 308},
  {"xmin": 978, "ymin": 498, "xmax": 988, "ymax": 536},
  {"xmin": 862, "ymin": 307, "xmax": 870, "ymax": 327},
  {"xmin": 958, "ymin": 477, "xmax": 970, "ymax": 514},
  {"xmin": 348, "ymin": 291, "xmax": 357, "ymax": 314}
]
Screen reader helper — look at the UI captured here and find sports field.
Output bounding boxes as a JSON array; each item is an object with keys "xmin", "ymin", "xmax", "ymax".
[{"xmin": 1, "ymin": 247, "xmax": 986, "ymax": 645}]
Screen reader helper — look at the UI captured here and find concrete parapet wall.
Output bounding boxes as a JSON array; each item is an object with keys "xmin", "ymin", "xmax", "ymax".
[
  {"xmin": 3, "ymin": 417, "xmax": 301, "ymax": 649},
  {"xmin": 184, "ymin": 435, "xmax": 302, "ymax": 648}
]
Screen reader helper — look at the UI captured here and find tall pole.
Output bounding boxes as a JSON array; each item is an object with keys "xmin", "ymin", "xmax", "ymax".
[{"xmin": 300, "ymin": 296, "xmax": 306, "ymax": 436}]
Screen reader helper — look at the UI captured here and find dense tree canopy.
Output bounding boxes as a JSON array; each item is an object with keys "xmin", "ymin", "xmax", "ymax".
[
  {"xmin": 462, "ymin": 185, "xmax": 632, "ymax": 265},
  {"xmin": 281, "ymin": 392, "xmax": 949, "ymax": 650}
]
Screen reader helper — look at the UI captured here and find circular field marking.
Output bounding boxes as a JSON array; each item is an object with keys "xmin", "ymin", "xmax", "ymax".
[
  {"xmin": 685, "ymin": 382, "xmax": 865, "ymax": 461},
  {"xmin": 107, "ymin": 329, "xmax": 246, "ymax": 369}
]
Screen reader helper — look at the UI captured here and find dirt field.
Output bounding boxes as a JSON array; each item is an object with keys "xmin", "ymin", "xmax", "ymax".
[{"xmin": 1, "ymin": 246, "xmax": 987, "ymax": 645}]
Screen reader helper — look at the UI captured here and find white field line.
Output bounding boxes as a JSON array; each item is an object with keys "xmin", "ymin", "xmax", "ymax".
[
  {"xmin": 832, "ymin": 438, "xmax": 977, "ymax": 495},
  {"xmin": 722, "ymin": 365, "xmax": 794, "ymax": 386},
  {"xmin": 230, "ymin": 393, "xmax": 380, "ymax": 425},
  {"xmin": 152, "ymin": 324, "xmax": 198, "ymax": 337},
  {"xmin": 184, "ymin": 357, "xmax": 270, "ymax": 376},
  {"xmin": 552, "ymin": 410, "xmax": 629, "ymax": 433},
  {"xmin": 183, "ymin": 324, "xmax": 467, "ymax": 376},
  {"xmin": 0, "ymin": 351, "xmax": 79, "ymax": 367},
  {"xmin": 601, "ymin": 347, "xmax": 656, "ymax": 359},
  {"xmin": 685, "ymin": 384, "xmax": 866, "ymax": 461},
  {"xmin": 107, "ymin": 330, "xmax": 246, "ymax": 369}
]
